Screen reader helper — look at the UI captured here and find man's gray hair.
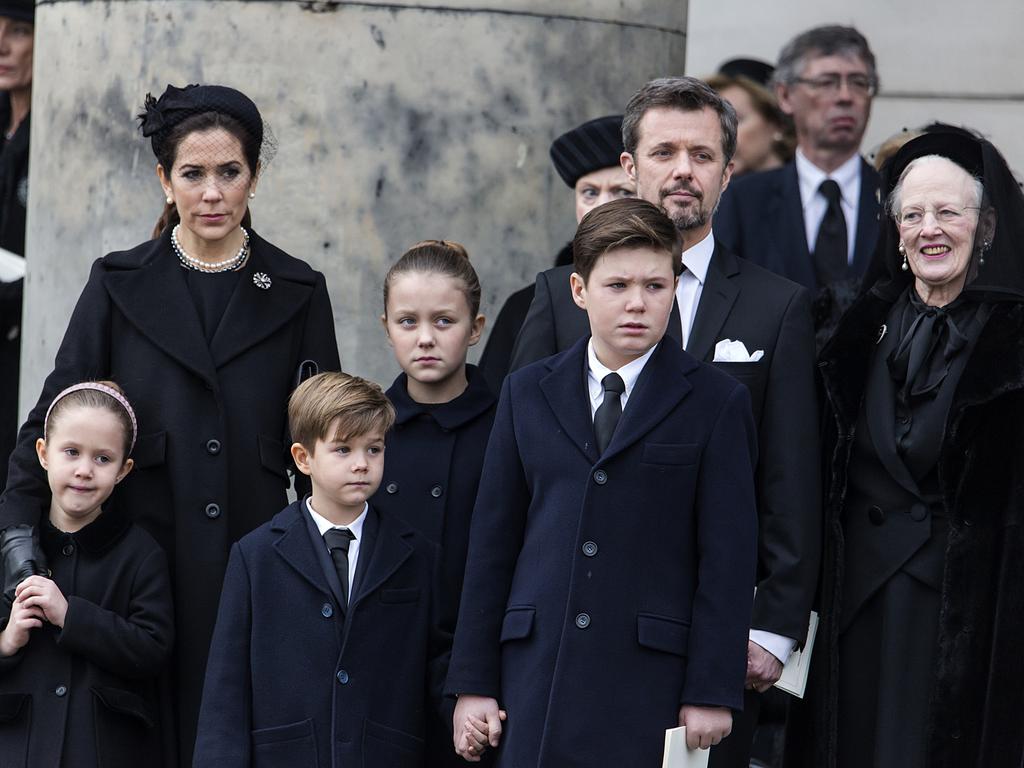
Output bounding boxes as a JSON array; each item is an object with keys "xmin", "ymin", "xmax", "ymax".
[{"xmin": 772, "ymin": 25, "xmax": 878, "ymax": 88}]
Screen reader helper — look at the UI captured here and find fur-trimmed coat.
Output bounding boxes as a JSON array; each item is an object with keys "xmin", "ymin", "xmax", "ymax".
[{"xmin": 787, "ymin": 291, "xmax": 1024, "ymax": 767}]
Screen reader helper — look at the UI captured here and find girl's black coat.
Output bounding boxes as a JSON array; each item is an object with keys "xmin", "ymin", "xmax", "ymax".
[
  {"xmin": 0, "ymin": 507, "xmax": 174, "ymax": 768},
  {"xmin": 788, "ymin": 292, "xmax": 1024, "ymax": 767},
  {"xmin": 0, "ymin": 229, "xmax": 340, "ymax": 762}
]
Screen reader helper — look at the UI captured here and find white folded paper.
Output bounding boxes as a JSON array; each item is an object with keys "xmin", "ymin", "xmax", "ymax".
[
  {"xmin": 774, "ymin": 610, "xmax": 819, "ymax": 699},
  {"xmin": 712, "ymin": 338, "xmax": 764, "ymax": 363},
  {"xmin": 662, "ymin": 726, "xmax": 710, "ymax": 768},
  {"xmin": 0, "ymin": 247, "xmax": 25, "ymax": 282}
]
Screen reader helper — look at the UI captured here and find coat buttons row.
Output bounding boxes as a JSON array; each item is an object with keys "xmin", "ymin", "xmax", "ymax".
[
  {"xmin": 206, "ymin": 439, "xmax": 222, "ymax": 456},
  {"xmin": 593, "ymin": 470, "xmax": 607, "ymax": 485},
  {"xmin": 205, "ymin": 503, "xmax": 221, "ymax": 519},
  {"xmin": 382, "ymin": 482, "xmax": 445, "ymax": 498},
  {"xmin": 336, "ymin": 669, "xmax": 349, "ymax": 684},
  {"xmin": 868, "ymin": 504, "xmax": 929, "ymax": 526},
  {"xmin": 575, "ymin": 613, "xmax": 591, "ymax": 629},
  {"xmin": 581, "ymin": 541, "xmax": 598, "ymax": 557}
]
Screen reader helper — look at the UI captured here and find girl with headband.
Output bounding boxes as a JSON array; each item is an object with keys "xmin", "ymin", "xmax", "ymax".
[
  {"xmin": 0, "ymin": 381, "xmax": 174, "ymax": 766},
  {"xmin": 0, "ymin": 83, "xmax": 340, "ymax": 765}
]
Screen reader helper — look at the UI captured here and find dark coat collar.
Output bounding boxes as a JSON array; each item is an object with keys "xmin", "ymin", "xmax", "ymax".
[
  {"xmin": 42, "ymin": 503, "xmax": 132, "ymax": 556},
  {"xmin": 387, "ymin": 364, "xmax": 496, "ymax": 431},
  {"xmin": 538, "ymin": 335, "xmax": 697, "ymax": 465},
  {"xmin": 102, "ymin": 229, "xmax": 319, "ymax": 385}
]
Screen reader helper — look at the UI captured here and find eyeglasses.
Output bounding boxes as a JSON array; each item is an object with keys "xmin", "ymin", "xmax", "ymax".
[
  {"xmin": 897, "ymin": 206, "xmax": 980, "ymax": 228},
  {"xmin": 793, "ymin": 74, "xmax": 877, "ymax": 97}
]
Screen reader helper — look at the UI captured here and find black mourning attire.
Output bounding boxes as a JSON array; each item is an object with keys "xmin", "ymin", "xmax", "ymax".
[{"xmin": 788, "ymin": 126, "xmax": 1024, "ymax": 768}]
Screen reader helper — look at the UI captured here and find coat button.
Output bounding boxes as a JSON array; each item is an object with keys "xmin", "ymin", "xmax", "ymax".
[
  {"xmin": 909, "ymin": 503, "xmax": 928, "ymax": 522},
  {"xmin": 868, "ymin": 505, "xmax": 885, "ymax": 525},
  {"xmin": 336, "ymin": 669, "xmax": 349, "ymax": 684},
  {"xmin": 205, "ymin": 503, "xmax": 221, "ymax": 519},
  {"xmin": 206, "ymin": 439, "xmax": 222, "ymax": 455},
  {"xmin": 593, "ymin": 470, "xmax": 607, "ymax": 485},
  {"xmin": 62, "ymin": 543, "xmax": 75, "ymax": 557},
  {"xmin": 582, "ymin": 541, "xmax": 598, "ymax": 557},
  {"xmin": 575, "ymin": 612, "xmax": 591, "ymax": 629},
  {"xmin": 385, "ymin": 482, "xmax": 399, "ymax": 494},
  {"xmin": 430, "ymin": 485, "xmax": 443, "ymax": 498},
  {"xmin": 321, "ymin": 603, "xmax": 333, "ymax": 618},
  {"xmin": 55, "ymin": 685, "xmax": 68, "ymax": 697}
]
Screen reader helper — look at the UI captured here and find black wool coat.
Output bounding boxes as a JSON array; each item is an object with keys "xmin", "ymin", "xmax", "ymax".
[
  {"xmin": 0, "ymin": 228, "xmax": 340, "ymax": 763},
  {"xmin": 788, "ymin": 292, "xmax": 1024, "ymax": 768},
  {"xmin": 0, "ymin": 507, "xmax": 174, "ymax": 768}
]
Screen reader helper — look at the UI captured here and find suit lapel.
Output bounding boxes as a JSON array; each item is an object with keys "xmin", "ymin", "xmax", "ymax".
[
  {"xmin": 539, "ymin": 338, "xmax": 600, "ymax": 464},
  {"xmin": 209, "ymin": 235, "xmax": 315, "ymax": 368},
  {"xmin": 686, "ymin": 244, "xmax": 739, "ymax": 362},
  {"xmin": 349, "ymin": 507, "xmax": 414, "ymax": 611},
  {"xmin": 104, "ymin": 234, "xmax": 218, "ymax": 387},
  {"xmin": 852, "ymin": 160, "xmax": 881, "ymax": 277},
  {"xmin": 273, "ymin": 503, "xmax": 337, "ymax": 601},
  {"xmin": 299, "ymin": 500, "xmax": 347, "ymax": 608},
  {"xmin": 777, "ymin": 164, "xmax": 817, "ymax": 287},
  {"xmin": 600, "ymin": 341, "xmax": 694, "ymax": 462}
]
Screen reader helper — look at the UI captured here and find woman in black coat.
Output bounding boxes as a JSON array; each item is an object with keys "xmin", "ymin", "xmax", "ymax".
[
  {"xmin": 787, "ymin": 127, "xmax": 1024, "ymax": 767},
  {"xmin": 0, "ymin": 84, "xmax": 340, "ymax": 765}
]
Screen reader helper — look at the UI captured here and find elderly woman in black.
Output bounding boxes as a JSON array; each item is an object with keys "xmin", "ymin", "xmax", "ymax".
[
  {"xmin": 0, "ymin": 84, "xmax": 340, "ymax": 764},
  {"xmin": 788, "ymin": 126, "xmax": 1024, "ymax": 767}
]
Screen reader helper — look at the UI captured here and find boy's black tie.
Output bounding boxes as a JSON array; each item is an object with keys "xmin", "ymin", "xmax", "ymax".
[
  {"xmin": 813, "ymin": 178, "xmax": 848, "ymax": 285},
  {"xmin": 323, "ymin": 528, "xmax": 356, "ymax": 605},
  {"xmin": 594, "ymin": 372, "xmax": 625, "ymax": 454}
]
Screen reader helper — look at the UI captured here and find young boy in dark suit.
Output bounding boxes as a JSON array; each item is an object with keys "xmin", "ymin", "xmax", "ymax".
[
  {"xmin": 193, "ymin": 372, "xmax": 450, "ymax": 768},
  {"xmin": 447, "ymin": 198, "xmax": 759, "ymax": 766}
]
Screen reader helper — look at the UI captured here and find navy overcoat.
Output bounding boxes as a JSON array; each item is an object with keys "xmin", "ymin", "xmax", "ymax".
[{"xmin": 447, "ymin": 337, "xmax": 759, "ymax": 767}]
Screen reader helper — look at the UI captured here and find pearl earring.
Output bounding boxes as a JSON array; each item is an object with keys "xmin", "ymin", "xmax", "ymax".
[
  {"xmin": 249, "ymin": 191, "xmax": 256, "ymax": 200},
  {"xmin": 166, "ymin": 196, "xmax": 173, "ymax": 205},
  {"xmin": 898, "ymin": 242, "xmax": 908, "ymax": 272}
]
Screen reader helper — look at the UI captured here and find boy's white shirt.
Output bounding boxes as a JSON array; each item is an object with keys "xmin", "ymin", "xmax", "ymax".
[
  {"xmin": 307, "ymin": 499, "xmax": 368, "ymax": 598},
  {"xmin": 586, "ymin": 340, "xmax": 656, "ymax": 418}
]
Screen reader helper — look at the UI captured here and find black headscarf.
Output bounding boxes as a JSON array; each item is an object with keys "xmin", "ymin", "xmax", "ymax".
[{"xmin": 864, "ymin": 124, "xmax": 1024, "ymax": 304}]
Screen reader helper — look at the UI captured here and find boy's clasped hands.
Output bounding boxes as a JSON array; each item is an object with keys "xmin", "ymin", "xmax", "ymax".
[{"xmin": 0, "ymin": 575, "xmax": 68, "ymax": 657}]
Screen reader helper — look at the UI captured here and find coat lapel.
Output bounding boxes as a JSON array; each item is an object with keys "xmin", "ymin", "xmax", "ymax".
[
  {"xmin": 851, "ymin": 160, "xmax": 881, "ymax": 278},
  {"xmin": 686, "ymin": 244, "xmax": 739, "ymax": 362},
  {"xmin": 348, "ymin": 507, "xmax": 415, "ymax": 611},
  {"xmin": 104, "ymin": 233, "xmax": 218, "ymax": 387},
  {"xmin": 599, "ymin": 341, "xmax": 694, "ymax": 462},
  {"xmin": 539, "ymin": 337, "xmax": 600, "ymax": 464},
  {"xmin": 208, "ymin": 233, "xmax": 316, "ymax": 368},
  {"xmin": 777, "ymin": 164, "xmax": 817, "ymax": 287},
  {"xmin": 272, "ymin": 503, "xmax": 336, "ymax": 601}
]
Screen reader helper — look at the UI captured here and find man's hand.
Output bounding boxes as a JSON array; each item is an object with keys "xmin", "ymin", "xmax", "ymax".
[
  {"xmin": 745, "ymin": 640, "xmax": 783, "ymax": 692},
  {"xmin": 0, "ymin": 595, "xmax": 45, "ymax": 656},
  {"xmin": 453, "ymin": 694, "xmax": 506, "ymax": 762},
  {"xmin": 679, "ymin": 705, "xmax": 732, "ymax": 749},
  {"xmin": 14, "ymin": 575, "xmax": 68, "ymax": 628}
]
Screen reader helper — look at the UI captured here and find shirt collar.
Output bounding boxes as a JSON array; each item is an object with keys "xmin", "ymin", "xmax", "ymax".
[
  {"xmin": 306, "ymin": 498, "xmax": 368, "ymax": 540},
  {"xmin": 587, "ymin": 337, "xmax": 656, "ymax": 400},
  {"xmin": 795, "ymin": 148, "xmax": 862, "ymax": 208},
  {"xmin": 681, "ymin": 230, "xmax": 715, "ymax": 285}
]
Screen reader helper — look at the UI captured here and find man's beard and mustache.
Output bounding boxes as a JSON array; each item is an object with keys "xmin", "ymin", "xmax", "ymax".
[{"xmin": 659, "ymin": 182, "xmax": 719, "ymax": 232}]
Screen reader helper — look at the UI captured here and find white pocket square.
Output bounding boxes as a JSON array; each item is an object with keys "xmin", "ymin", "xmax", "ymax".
[{"xmin": 713, "ymin": 339, "xmax": 764, "ymax": 363}]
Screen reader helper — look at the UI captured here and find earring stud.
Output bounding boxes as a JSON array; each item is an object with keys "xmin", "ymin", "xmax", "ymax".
[
  {"xmin": 249, "ymin": 191, "xmax": 256, "ymax": 200},
  {"xmin": 166, "ymin": 196, "xmax": 173, "ymax": 205}
]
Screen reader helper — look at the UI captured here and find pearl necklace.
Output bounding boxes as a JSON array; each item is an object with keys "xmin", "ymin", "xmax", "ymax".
[{"xmin": 172, "ymin": 225, "xmax": 250, "ymax": 273}]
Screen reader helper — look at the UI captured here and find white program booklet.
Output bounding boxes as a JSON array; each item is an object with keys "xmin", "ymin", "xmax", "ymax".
[
  {"xmin": 773, "ymin": 609, "xmax": 819, "ymax": 699},
  {"xmin": 662, "ymin": 727, "xmax": 711, "ymax": 768},
  {"xmin": 0, "ymin": 247, "xmax": 25, "ymax": 282}
]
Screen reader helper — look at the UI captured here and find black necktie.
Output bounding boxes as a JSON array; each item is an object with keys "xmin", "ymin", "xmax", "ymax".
[
  {"xmin": 323, "ymin": 528, "xmax": 356, "ymax": 605},
  {"xmin": 813, "ymin": 179, "xmax": 848, "ymax": 285},
  {"xmin": 594, "ymin": 373, "xmax": 625, "ymax": 454}
]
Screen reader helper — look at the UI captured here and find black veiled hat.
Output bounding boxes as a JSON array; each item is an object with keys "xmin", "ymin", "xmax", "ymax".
[
  {"xmin": 550, "ymin": 115, "xmax": 624, "ymax": 188},
  {"xmin": 864, "ymin": 123, "xmax": 1024, "ymax": 303},
  {"xmin": 718, "ymin": 58, "xmax": 774, "ymax": 87},
  {"xmin": 138, "ymin": 84, "xmax": 268, "ymax": 164},
  {"xmin": 0, "ymin": 1, "xmax": 34, "ymax": 22}
]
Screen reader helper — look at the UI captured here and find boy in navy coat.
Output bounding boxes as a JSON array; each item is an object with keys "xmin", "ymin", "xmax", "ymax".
[
  {"xmin": 193, "ymin": 372, "xmax": 450, "ymax": 767},
  {"xmin": 447, "ymin": 198, "xmax": 759, "ymax": 766}
]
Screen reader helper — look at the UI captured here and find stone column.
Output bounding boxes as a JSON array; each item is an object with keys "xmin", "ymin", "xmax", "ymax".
[{"xmin": 21, "ymin": 0, "xmax": 685, "ymax": 404}]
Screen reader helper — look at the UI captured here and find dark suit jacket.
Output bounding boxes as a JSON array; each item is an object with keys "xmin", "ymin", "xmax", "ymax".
[
  {"xmin": 447, "ymin": 337, "xmax": 758, "ymax": 767},
  {"xmin": 509, "ymin": 246, "xmax": 820, "ymax": 644},
  {"xmin": 0, "ymin": 228, "xmax": 341, "ymax": 762},
  {"xmin": 193, "ymin": 500, "xmax": 450, "ymax": 768},
  {"xmin": 713, "ymin": 159, "xmax": 881, "ymax": 289}
]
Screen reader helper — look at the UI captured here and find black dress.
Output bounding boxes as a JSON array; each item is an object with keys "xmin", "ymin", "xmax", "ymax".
[{"xmin": 837, "ymin": 290, "xmax": 990, "ymax": 767}]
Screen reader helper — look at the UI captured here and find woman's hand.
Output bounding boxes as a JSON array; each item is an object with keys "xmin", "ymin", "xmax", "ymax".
[
  {"xmin": 15, "ymin": 575, "xmax": 68, "ymax": 628},
  {"xmin": 0, "ymin": 594, "xmax": 45, "ymax": 656}
]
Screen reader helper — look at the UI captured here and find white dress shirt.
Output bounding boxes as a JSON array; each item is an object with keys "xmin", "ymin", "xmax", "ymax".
[
  {"xmin": 674, "ymin": 230, "xmax": 715, "ymax": 349},
  {"xmin": 307, "ymin": 498, "xmax": 368, "ymax": 600},
  {"xmin": 586, "ymin": 339, "xmax": 656, "ymax": 419},
  {"xmin": 796, "ymin": 149, "xmax": 862, "ymax": 265}
]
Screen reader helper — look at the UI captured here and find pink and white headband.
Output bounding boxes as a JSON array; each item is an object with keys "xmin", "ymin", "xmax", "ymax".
[{"xmin": 44, "ymin": 382, "xmax": 139, "ymax": 453}]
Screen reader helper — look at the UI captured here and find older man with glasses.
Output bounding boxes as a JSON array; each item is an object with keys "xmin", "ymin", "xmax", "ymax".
[{"xmin": 715, "ymin": 25, "xmax": 881, "ymax": 347}]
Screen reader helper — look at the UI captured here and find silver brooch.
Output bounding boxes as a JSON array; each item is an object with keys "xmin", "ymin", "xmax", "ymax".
[
  {"xmin": 877, "ymin": 324, "xmax": 887, "ymax": 344},
  {"xmin": 253, "ymin": 272, "xmax": 271, "ymax": 290}
]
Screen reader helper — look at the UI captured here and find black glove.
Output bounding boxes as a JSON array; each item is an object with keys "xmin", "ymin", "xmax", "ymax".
[{"xmin": 2, "ymin": 525, "xmax": 49, "ymax": 603}]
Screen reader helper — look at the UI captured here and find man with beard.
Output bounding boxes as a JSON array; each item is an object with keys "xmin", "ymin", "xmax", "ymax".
[
  {"xmin": 509, "ymin": 76, "xmax": 820, "ymax": 768},
  {"xmin": 714, "ymin": 26, "xmax": 881, "ymax": 346}
]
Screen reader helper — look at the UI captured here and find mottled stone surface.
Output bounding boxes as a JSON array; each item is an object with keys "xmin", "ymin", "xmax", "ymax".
[{"xmin": 21, "ymin": 0, "xmax": 685, "ymax": 407}]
